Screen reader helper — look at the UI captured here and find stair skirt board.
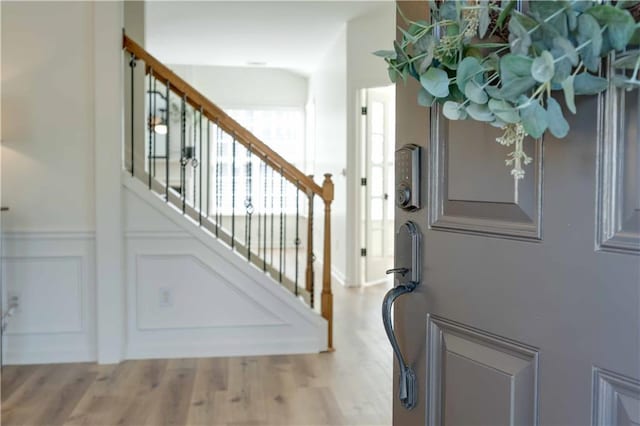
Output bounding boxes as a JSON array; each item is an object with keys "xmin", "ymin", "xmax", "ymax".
[{"xmin": 123, "ymin": 172, "xmax": 328, "ymax": 358}]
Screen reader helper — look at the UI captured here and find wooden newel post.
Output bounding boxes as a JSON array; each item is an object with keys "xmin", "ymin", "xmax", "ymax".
[
  {"xmin": 305, "ymin": 175, "xmax": 315, "ymax": 295},
  {"xmin": 321, "ymin": 173, "xmax": 334, "ymax": 351}
]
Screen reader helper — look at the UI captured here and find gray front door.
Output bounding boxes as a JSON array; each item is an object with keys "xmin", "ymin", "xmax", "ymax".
[{"xmin": 391, "ymin": 3, "xmax": 640, "ymax": 425}]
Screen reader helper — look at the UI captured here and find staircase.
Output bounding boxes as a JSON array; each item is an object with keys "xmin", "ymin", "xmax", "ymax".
[{"xmin": 122, "ymin": 34, "xmax": 335, "ymax": 350}]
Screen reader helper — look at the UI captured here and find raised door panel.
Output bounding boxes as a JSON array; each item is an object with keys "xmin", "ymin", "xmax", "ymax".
[
  {"xmin": 426, "ymin": 315, "xmax": 539, "ymax": 426},
  {"xmin": 593, "ymin": 368, "xmax": 640, "ymax": 426},
  {"xmin": 596, "ymin": 64, "xmax": 640, "ymax": 254},
  {"xmin": 429, "ymin": 107, "xmax": 543, "ymax": 240}
]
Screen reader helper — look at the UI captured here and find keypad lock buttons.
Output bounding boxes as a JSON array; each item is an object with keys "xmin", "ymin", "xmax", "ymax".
[{"xmin": 395, "ymin": 144, "xmax": 421, "ymax": 211}]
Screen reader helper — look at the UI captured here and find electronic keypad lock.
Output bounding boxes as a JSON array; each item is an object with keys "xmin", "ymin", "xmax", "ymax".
[{"xmin": 395, "ymin": 144, "xmax": 421, "ymax": 211}]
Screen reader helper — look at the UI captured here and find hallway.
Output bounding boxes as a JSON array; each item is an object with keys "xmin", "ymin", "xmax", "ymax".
[{"xmin": 1, "ymin": 283, "xmax": 393, "ymax": 426}]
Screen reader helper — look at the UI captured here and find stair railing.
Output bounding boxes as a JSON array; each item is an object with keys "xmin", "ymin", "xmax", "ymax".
[{"xmin": 122, "ymin": 34, "xmax": 335, "ymax": 350}]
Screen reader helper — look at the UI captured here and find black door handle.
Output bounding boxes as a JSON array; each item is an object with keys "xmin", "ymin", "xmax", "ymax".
[
  {"xmin": 382, "ymin": 283, "xmax": 417, "ymax": 410},
  {"xmin": 382, "ymin": 221, "xmax": 421, "ymax": 411}
]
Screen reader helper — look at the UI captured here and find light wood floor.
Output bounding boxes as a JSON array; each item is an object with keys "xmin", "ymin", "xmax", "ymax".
[{"xmin": 1, "ymin": 283, "xmax": 393, "ymax": 426}]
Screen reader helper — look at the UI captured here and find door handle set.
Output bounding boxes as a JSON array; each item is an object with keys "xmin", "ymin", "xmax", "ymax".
[{"xmin": 382, "ymin": 221, "xmax": 421, "ymax": 410}]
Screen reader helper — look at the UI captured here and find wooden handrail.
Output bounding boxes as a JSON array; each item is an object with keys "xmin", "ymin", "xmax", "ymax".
[
  {"xmin": 124, "ymin": 33, "xmax": 335, "ymax": 351},
  {"xmin": 123, "ymin": 34, "xmax": 325, "ymax": 200}
]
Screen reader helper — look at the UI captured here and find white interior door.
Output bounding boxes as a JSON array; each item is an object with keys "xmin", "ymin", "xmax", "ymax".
[{"xmin": 364, "ymin": 86, "xmax": 395, "ymax": 284}]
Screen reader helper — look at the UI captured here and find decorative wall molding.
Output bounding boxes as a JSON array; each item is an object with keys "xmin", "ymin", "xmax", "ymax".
[
  {"xmin": 592, "ymin": 367, "xmax": 640, "ymax": 425},
  {"xmin": 2, "ymin": 256, "xmax": 84, "ymax": 335},
  {"xmin": 596, "ymin": 64, "xmax": 640, "ymax": 255},
  {"xmin": 124, "ymin": 181, "xmax": 327, "ymax": 359},
  {"xmin": 426, "ymin": 315, "xmax": 539, "ymax": 426},
  {"xmin": 2, "ymin": 231, "xmax": 95, "ymax": 240},
  {"xmin": 428, "ymin": 106, "xmax": 543, "ymax": 241},
  {"xmin": 1, "ymin": 231, "xmax": 96, "ymax": 365}
]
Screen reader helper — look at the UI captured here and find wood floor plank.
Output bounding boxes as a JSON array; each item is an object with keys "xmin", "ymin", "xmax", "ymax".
[{"xmin": 2, "ymin": 283, "xmax": 393, "ymax": 426}]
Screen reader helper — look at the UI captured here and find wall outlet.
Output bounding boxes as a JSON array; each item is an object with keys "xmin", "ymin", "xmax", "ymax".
[
  {"xmin": 7, "ymin": 292, "xmax": 20, "ymax": 313},
  {"xmin": 158, "ymin": 288, "xmax": 172, "ymax": 308}
]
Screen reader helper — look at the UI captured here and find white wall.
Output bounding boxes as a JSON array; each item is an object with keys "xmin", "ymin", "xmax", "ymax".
[
  {"xmin": 345, "ymin": 4, "xmax": 396, "ymax": 287},
  {"xmin": 1, "ymin": 1, "xmax": 99, "ymax": 363},
  {"xmin": 171, "ymin": 64, "xmax": 308, "ymax": 109},
  {"xmin": 307, "ymin": 5, "xmax": 394, "ymax": 287},
  {"xmin": 2, "ymin": 2, "xmax": 95, "ymax": 232},
  {"xmin": 307, "ymin": 29, "xmax": 348, "ymax": 284}
]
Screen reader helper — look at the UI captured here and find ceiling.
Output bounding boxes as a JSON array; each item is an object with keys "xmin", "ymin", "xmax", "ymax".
[{"xmin": 145, "ymin": 1, "xmax": 391, "ymax": 76}]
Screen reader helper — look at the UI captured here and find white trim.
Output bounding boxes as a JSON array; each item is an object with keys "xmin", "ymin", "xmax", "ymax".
[
  {"xmin": 3, "ymin": 231, "xmax": 95, "ymax": 240},
  {"xmin": 126, "ymin": 337, "xmax": 324, "ymax": 360},
  {"xmin": 4, "ymin": 346, "xmax": 96, "ymax": 365},
  {"xmin": 125, "ymin": 230, "xmax": 190, "ymax": 239},
  {"xmin": 94, "ymin": 1, "xmax": 125, "ymax": 364}
]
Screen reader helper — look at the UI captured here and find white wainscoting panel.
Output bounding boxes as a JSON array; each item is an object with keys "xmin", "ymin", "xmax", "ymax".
[
  {"xmin": 2, "ymin": 232, "xmax": 96, "ymax": 364},
  {"xmin": 124, "ymin": 179, "xmax": 327, "ymax": 359}
]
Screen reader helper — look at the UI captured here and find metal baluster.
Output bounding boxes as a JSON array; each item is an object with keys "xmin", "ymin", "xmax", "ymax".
[
  {"xmin": 295, "ymin": 181, "xmax": 300, "ymax": 296},
  {"xmin": 180, "ymin": 96, "xmax": 186, "ymax": 214},
  {"xmin": 309, "ymin": 193, "xmax": 315, "ymax": 309},
  {"xmin": 245, "ymin": 145, "xmax": 253, "ymax": 261},
  {"xmin": 279, "ymin": 167, "xmax": 284, "ymax": 283},
  {"xmin": 192, "ymin": 107, "xmax": 198, "ymax": 208},
  {"xmin": 152, "ymin": 76, "xmax": 157, "ymax": 179},
  {"xmin": 198, "ymin": 108, "xmax": 203, "ymax": 225},
  {"xmin": 165, "ymin": 82, "xmax": 170, "ymax": 201},
  {"xmin": 215, "ymin": 123, "xmax": 222, "ymax": 237},
  {"xmin": 257, "ymin": 160, "xmax": 262, "ymax": 265},
  {"xmin": 263, "ymin": 158, "xmax": 268, "ymax": 272},
  {"xmin": 129, "ymin": 54, "xmax": 136, "ymax": 176},
  {"xmin": 231, "ymin": 134, "xmax": 237, "ymax": 249},
  {"xmin": 206, "ymin": 119, "xmax": 210, "ymax": 218},
  {"xmin": 270, "ymin": 167, "xmax": 275, "ymax": 267},
  {"xmin": 147, "ymin": 69, "xmax": 153, "ymax": 189}
]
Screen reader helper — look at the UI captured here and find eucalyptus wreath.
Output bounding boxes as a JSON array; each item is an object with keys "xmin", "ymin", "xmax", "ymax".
[{"xmin": 376, "ymin": 1, "xmax": 640, "ymax": 179}]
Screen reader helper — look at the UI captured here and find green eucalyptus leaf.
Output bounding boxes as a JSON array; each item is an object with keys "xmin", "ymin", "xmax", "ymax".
[
  {"xmin": 465, "ymin": 80, "xmax": 488, "ymax": 104},
  {"xmin": 586, "ymin": 4, "xmax": 635, "ymax": 51},
  {"xmin": 393, "ymin": 40, "xmax": 409, "ymax": 65},
  {"xmin": 530, "ymin": 1, "xmax": 568, "ymax": 33},
  {"xmin": 551, "ymin": 46, "xmax": 572, "ymax": 83},
  {"xmin": 561, "ymin": 75, "xmax": 577, "ymax": 114},
  {"xmin": 573, "ymin": 72, "xmax": 609, "ymax": 94},
  {"xmin": 508, "ymin": 16, "xmax": 532, "ymax": 55},
  {"xmin": 485, "ymin": 85, "xmax": 502, "ymax": 98},
  {"xmin": 420, "ymin": 67, "xmax": 450, "ymax": 98},
  {"xmin": 521, "ymin": 100, "xmax": 548, "ymax": 139},
  {"xmin": 488, "ymin": 99, "xmax": 520, "ymax": 123},
  {"xmin": 489, "ymin": 118, "xmax": 508, "ymax": 129},
  {"xmin": 456, "ymin": 56, "xmax": 484, "ymax": 91},
  {"xmin": 499, "ymin": 76, "xmax": 537, "ymax": 101},
  {"xmin": 415, "ymin": 35, "xmax": 436, "ymax": 74},
  {"xmin": 553, "ymin": 37, "xmax": 579, "ymax": 66},
  {"xmin": 500, "ymin": 54, "xmax": 534, "ymax": 82},
  {"xmin": 442, "ymin": 101, "xmax": 465, "ymax": 120},
  {"xmin": 439, "ymin": 1, "xmax": 457, "ymax": 21},
  {"xmin": 567, "ymin": 9, "xmax": 578, "ymax": 31},
  {"xmin": 388, "ymin": 67, "xmax": 399, "ymax": 83},
  {"xmin": 578, "ymin": 13, "xmax": 602, "ymax": 57},
  {"xmin": 466, "ymin": 102, "xmax": 495, "ymax": 122},
  {"xmin": 631, "ymin": 26, "xmax": 640, "ymax": 45},
  {"xmin": 418, "ymin": 88, "xmax": 436, "ymax": 107},
  {"xmin": 546, "ymin": 97, "xmax": 570, "ymax": 138},
  {"xmin": 496, "ymin": 0, "xmax": 516, "ymax": 29},
  {"xmin": 373, "ymin": 50, "xmax": 397, "ymax": 59},
  {"xmin": 478, "ymin": 0, "xmax": 490, "ymax": 38},
  {"xmin": 532, "ymin": 50, "xmax": 555, "ymax": 83}
]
